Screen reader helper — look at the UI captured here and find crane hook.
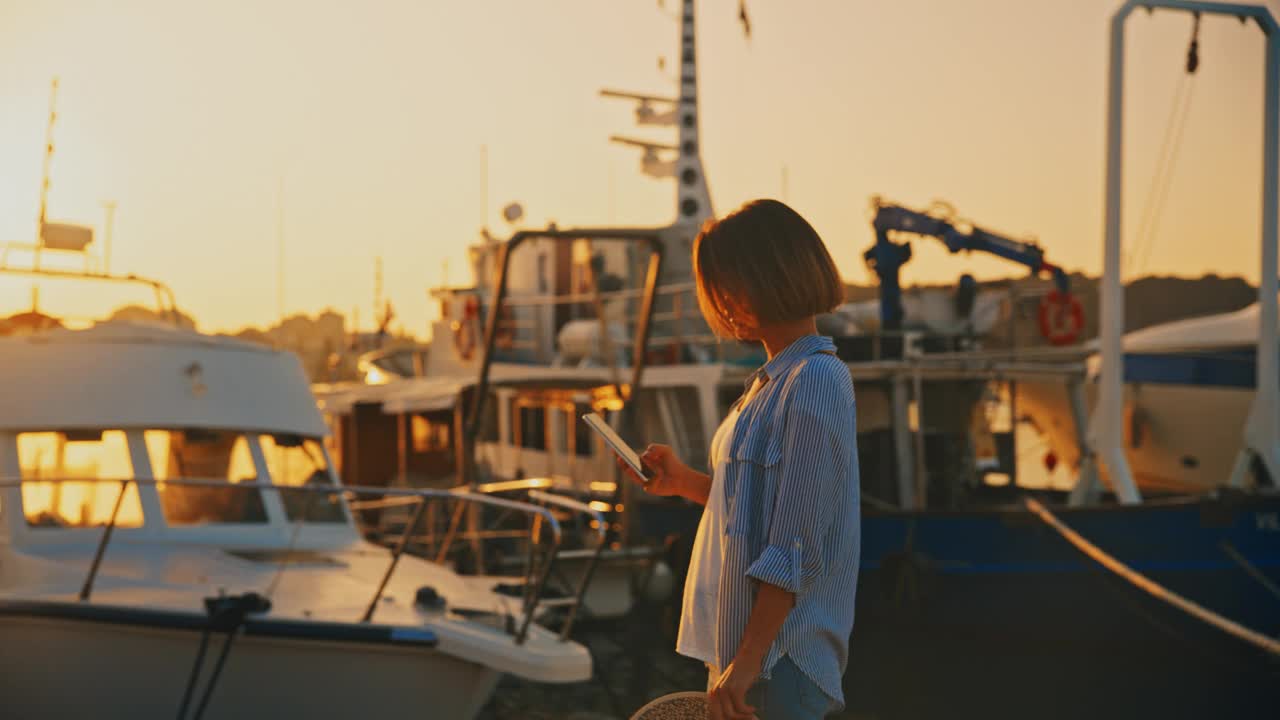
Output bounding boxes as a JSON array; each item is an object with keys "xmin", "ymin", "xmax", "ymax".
[{"xmin": 1186, "ymin": 12, "xmax": 1201, "ymax": 75}]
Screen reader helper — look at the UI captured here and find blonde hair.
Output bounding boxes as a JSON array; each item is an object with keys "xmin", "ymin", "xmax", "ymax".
[{"xmin": 693, "ymin": 199, "xmax": 843, "ymax": 338}]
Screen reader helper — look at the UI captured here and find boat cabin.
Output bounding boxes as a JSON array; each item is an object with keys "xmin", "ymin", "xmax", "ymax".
[{"xmin": 0, "ymin": 322, "xmax": 356, "ymax": 549}]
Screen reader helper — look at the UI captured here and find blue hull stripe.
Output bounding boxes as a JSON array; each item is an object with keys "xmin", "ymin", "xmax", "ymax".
[{"xmin": 1123, "ymin": 350, "xmax": 1257, "ymax": 389}]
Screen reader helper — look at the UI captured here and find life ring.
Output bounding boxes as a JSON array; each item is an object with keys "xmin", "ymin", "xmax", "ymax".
[
  {"xmin": 1037, "ymin": 290, "xmax": 1085, "ymax": 346},
  {"xmin": 453, "ymin": 297, "xmax": 480, "ymax": 361}
]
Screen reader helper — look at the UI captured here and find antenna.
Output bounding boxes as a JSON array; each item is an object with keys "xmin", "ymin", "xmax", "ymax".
[
  {"xmin": 37, "ymin": 77, "xmax": 59, "ymax": 242},
  {"xmin": 101, "ymin": 201, "xmax": 116, "ymax": 273},
  {"xmin": 480, "ymin": 144, "xmax": 489, "ymax": 230},
  {"xmin": 276, "ymin": 176, "xmax": 285, "ymax": 322},
  {"xmin": 374, "ymin": 256, "xmax": 384, "ymax": 321}
]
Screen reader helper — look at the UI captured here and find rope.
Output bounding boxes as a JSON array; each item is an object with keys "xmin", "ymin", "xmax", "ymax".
[
  {"xmin": 1220, "ymin": 540, "xmax": 1280, "ymax": 604},
  {"xmin": 1128, "ymin": 13, "xmax": 1202, "ymax": 279},
  {"xmin": 1023, "ymin": 498, "xmax": 1280, "ymax": 657},
  {"xmin": 1129, "ymin": 74, "xmax": 1195, "ymax": 277}
]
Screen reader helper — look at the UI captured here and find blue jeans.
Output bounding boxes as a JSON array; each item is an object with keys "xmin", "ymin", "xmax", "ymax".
[{"xmin": 707, "ymin": 655, "xmax": 838, "ymax": 719}]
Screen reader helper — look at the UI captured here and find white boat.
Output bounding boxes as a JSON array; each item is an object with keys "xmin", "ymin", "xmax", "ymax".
[
  {"xmin": 1020, "ymin": 301, "xmax": 1269, "ymax": 493},
  {"xmin": 0, "ymin": 318, "xmax": 591, "ymax": 719}
]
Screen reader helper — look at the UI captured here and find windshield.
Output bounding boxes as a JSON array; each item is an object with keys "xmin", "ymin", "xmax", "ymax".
[
  {"xmin": 145, "ymin": 430, "xmax": 268, "ymax": 525},
  {"xmin": 18, "ymin": 430, "xmax": 144, "ymax": 528},
  {"xmin": 260, "ymin": 434, "xmax": 347, "ymax": 523}
]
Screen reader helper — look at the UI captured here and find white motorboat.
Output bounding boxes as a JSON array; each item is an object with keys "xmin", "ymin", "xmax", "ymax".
[
  {"xmin": 0, "ymin": 318, "xmax": 591, "ymax": 719},
  {"xmin": 1020, "ymin": 300, "xmax": 1270, "ymax": 493}
]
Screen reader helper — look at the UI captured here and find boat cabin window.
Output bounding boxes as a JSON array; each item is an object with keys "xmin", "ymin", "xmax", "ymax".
[
  {"xmin": 145, "ymin": 430, "xmax": 268, "ymax": 525},
  {"xmin": 411, "ymin": 414, "xmax": 451, "ymax": 453},
  {"xmin": 260, "ymin": 434, "xmax": 347, "ymax": 523},
  {"xmin": 513, "ymin": 402, "xmax": 547, "ymax": 451},
  {"xmin": 18, "ymin": 431, "xmax": 144, "ymax": 528}
]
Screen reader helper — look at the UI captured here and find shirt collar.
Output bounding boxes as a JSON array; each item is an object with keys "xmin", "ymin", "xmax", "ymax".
[{"xmin": 745, "ymin": 334, "xmax": 836, "ymax": 389}]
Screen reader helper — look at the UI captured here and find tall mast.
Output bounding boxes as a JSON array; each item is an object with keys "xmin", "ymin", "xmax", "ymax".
[
  {"xmin": 674, "ymin": 0, "xmax": 713, "ymax": 227},
  {"xmin": 37, "ymin": 78, "xmax": 60, "ymax": 244}
]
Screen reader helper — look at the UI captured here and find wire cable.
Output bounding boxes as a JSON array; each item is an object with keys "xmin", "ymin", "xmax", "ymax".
[{"xmin": 174, "ymin": 626, "xmax": 212, "ymax": 720}]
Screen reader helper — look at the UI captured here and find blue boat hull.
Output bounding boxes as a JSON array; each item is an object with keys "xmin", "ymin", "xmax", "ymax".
[{"xmin": 846, "ymin": 493, "xmax": 1280, "ymax": 719}]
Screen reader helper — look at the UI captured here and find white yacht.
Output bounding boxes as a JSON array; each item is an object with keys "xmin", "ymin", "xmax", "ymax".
[
  {"xmin": 0, "ymin": 317, "xmax": 591, "ymax": 719},
  {"xmin": 1020, "ymin": 300, "xmax": 1270, "ymax": 493}
]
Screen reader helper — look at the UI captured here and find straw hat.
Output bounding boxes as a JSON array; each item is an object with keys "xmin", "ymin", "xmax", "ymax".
[{"xmin": 628, "ymin": 691, "xmax": 709, "ymax": 720}]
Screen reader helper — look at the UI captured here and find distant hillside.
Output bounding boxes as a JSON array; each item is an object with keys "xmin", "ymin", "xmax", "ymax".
[{"xmin": 845, "ymin": 273, "xmax": 1258, "ymax": 349}]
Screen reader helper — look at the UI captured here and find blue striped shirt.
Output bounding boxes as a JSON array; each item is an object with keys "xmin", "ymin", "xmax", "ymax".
[{"xmin": 693, "ymin": 334, "xmax": 861, "ymax": 707}]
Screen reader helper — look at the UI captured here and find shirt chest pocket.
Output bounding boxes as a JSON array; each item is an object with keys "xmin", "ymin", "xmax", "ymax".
[{"xmin": 724, "ymin": 430, "xmax": 782, "ymax": 540}]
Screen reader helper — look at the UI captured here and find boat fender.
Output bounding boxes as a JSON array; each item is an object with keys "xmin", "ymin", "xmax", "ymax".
[{"xmin": 415, "ymin": 585, "xmax": 447, "ymax": 611}]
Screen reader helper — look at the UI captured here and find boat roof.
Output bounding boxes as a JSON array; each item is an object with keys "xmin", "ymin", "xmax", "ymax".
[
  {"xmin": 1122, "ymin": 300, "xmax": 1264, "ymax": 353},
  {"xmin": 0, "ymin": 321, "xmax": 327, "ymax": 436},
  {"xmin": 315, "ymin": 361, "xmax": 740, "ymax": 415}
]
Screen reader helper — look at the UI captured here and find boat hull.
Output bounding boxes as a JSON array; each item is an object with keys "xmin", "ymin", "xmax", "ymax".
[
  {"xmin": 1020, "ymin": 371, "xmax": 1258, "ymax": 493},
  {"xmin": 847, "ymin": 494, "xmax": 1280, "ymax": 719},
  {"xmin": 0, "ymin": 609, "xmax": 501, "ymax": 719}
]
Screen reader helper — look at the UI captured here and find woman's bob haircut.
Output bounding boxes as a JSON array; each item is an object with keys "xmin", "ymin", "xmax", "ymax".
[{"xmin": 693, "ymin": 198, "xmax": 844, "ymax": 338}]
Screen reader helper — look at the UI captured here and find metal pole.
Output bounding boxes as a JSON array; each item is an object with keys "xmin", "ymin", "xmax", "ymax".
[
  {"xmin": 362, "ymin": 497, "xmax": 428, "ymax": 623},
  {"xmin": 79, "ymin": 479, "xmax": 130, "ymax": 601},
  {"xmin": 1098, "ymin": 1, "xmax": 1279, "ymax": 493},
  {"xmin": 101, "ymin": 201, "xmax": 116, "ymax": 274},
  {"xmin": 1092, "ymin": 2, "xmax": 1141, "ymax": 504},
  {"xmin": 891, "ymin": 374, "xmax": 915, "ymax": 509},
  {"xmin": 1231, "ymin": 17, "xmax": 1280, "ymax": 486}
]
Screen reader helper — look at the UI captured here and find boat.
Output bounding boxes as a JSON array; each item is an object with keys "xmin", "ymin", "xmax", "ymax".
[
  {"xmin": 0, "ymin": 269, "xmax": 591, "ymax": 718},
  {"xmin": 1020, "ymin": 300, "xmax": 1273, "ymax": 494},
  {"xmin": 320, "ymin": 2, "xmax": 1280, "ymax": 717}
]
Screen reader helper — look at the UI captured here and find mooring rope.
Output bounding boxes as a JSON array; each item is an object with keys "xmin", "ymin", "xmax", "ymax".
[{"xmin": 1023, "ymin": 498, "xmax": 1280, "ymax": 657}]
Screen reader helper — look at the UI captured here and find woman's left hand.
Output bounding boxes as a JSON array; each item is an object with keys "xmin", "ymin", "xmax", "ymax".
[{"xmin": 708, "ymin": 655, "xmax": 761, "ymax": 720}]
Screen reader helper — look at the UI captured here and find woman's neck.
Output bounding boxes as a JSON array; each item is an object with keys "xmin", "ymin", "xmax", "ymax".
[{"xmin": 758, "ymin": 318, "xmax": 818, "ymax": 361}]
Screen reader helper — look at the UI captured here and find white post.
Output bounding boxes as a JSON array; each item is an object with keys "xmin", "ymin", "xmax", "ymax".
[
  {"xmin": 1092, "ymin": 2, "xmax": 1142, "ymax": 504},
  {"xmin": 124, "ymin": 430, "xmax": 164, "ymax": 535},
  {"xmin": 1094, "ymin": 1, "xmax": 1280, "ymax": 500},
  {"xmin": 1230, "ymin": 17, "xmax": 1280, "ymax": 488}
]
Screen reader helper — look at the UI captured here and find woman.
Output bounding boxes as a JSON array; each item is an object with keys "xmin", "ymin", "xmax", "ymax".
[{"xmin": 618, "ymin": 199, "xmax": 861, "ymax": 720}]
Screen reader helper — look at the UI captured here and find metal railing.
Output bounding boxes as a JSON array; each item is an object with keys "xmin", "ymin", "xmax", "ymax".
[
  {"xmin": 474, "ymin": 278, "xmax": 721, "ymax": 365},
  {"xmin": 0, "ymin": 261, "xmax": 182, "ymax": 326},
  {"xmin": 473, "ymin": 479, "xmax": 608, "ymax": 640},
  {"xmin": 0, "ymin": 476, "xmax": 585, "ymax": 644}
]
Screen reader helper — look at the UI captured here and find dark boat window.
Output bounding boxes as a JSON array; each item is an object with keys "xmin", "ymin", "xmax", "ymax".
[{"xmin": 145, "ymin": 430, "xmax": 268, "ymax": 526}]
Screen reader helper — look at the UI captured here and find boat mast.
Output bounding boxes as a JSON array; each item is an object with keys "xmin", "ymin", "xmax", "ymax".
[
  {"xmin": 35, "ymin": 78, "xmax": 59, "ymax": 269},
  {"xmin": 674, "ymin": 0, "xmax": 713, "ymax": 227}
]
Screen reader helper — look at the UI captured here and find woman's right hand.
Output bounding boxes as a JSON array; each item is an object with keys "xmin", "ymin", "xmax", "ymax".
[{"xmin": 616, "ymin": 443, "xmax": 688, "ymax": 498}]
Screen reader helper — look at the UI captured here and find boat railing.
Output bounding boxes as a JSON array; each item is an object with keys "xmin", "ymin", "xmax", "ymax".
[
  {"xmin": 0, "ymin": 260, "xmax": 182, "ymax": 326},
  {"xmin": 482, "ymin": 280, "xmax": 720, "ymax": 361},
  {"xmin": 355, "ymin": 478, "xmax": 609, "ymax": 640},
  {"xmin": 0, "ymin": 476, "xmax": 589, "ymax": 644}
]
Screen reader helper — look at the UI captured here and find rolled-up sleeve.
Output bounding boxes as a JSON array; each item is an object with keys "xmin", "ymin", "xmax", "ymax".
[{"xmin": 746, "ymin": 362, "xmax": 852, "ymax": 596}]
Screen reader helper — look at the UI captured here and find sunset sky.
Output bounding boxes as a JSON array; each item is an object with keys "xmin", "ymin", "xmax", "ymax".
[{"xmin": 1, "ymin": 0, "xmax": 1276, "ymax": 335}]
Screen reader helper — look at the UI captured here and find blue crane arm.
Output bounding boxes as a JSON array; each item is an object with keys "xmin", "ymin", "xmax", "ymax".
[{"xmin": 864, "ymin": 200, "xmax": 1070, "ymax": 332}]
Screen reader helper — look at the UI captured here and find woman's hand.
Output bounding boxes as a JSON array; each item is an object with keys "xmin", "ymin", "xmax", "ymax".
[
  {"xmin": 614, "ymin": 443, "xmax": 688, "ymax": 497},
  {"xmin": 708, "ymin": 656, "xmax": 761, "ymax": 720}
]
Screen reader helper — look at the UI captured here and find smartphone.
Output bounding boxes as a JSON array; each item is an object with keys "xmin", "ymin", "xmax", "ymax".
[{"xmin": 581, "ymin": 412, "xmax": 655, "ymax": 481}]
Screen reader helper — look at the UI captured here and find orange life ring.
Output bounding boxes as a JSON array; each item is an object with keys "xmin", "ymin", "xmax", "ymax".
[
  {"xmin": 453, "ymin": 297, "xmax": 479, "ymax": 361},
  {"xmin": 1037, "ymin": 290, "xmax": 1085, "ymax": 346}
]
